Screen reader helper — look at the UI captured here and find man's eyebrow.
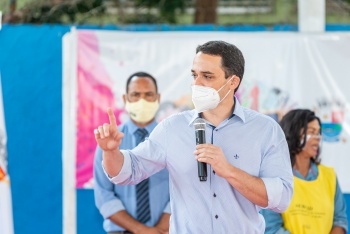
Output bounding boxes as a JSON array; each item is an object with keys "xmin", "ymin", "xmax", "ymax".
[{"xmin": 191, "ymin": 69, "xmax": 214, "ymax": 74}]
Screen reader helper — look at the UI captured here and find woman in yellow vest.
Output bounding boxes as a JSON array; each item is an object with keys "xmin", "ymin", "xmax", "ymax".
[{"xmin": 261, "ymin": 109, "xmax": 348, "ymax": 234}]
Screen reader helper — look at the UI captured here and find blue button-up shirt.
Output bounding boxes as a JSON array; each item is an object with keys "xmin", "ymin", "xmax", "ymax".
[
  {"xmin": 107, "ymin": 99, "xmax": 294, "ymax": 233},
  {"xmin": 261, "ymin": 162, "xmax": 348, "ymax": 234},
  {"xmin": 94, "ymin": 119, "xmax": 170, "ymax": 232}
]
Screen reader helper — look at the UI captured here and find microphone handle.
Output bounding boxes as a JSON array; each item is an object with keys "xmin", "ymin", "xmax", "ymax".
[
  {"xmin": 196, "ymin": 130, "xmax": 207, "ymax": 181},
  {"xmin": 198, "ymin": 161, "xmax": 207, "ymax": 181}
]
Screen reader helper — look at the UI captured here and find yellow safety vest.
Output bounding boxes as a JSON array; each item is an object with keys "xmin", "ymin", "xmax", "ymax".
[{"xmin": 282, "ymin": 164, "xmax": 336, "ymax": 234}]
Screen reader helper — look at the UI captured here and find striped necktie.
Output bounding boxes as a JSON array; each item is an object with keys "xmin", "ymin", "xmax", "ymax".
[{"xmin": 135, "ymin": 128, "xmax": 151, "ymax": 223}]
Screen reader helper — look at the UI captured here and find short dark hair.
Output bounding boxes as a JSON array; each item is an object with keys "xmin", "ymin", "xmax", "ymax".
[
  {"xmin": 280, "ymin": 109, "xmax": 322, "ymax": 166},
  {"xmin": 126, "ymin": 71, "xmax": 158, "ymax": 93},
  {"xmin": 196, "ymin": 40, "xmax": 245, "ymax": 93}
]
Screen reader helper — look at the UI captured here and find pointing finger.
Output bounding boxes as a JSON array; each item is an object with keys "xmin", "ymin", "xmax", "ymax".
[{"xmin": 107, "ymin": 108, "xmax": 117, "ymax": 126}]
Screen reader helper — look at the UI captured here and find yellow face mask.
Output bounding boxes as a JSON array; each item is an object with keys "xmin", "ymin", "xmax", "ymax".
[{"xmin": 125, "ymin": 99, "xmax": 159, "ymax": 123}]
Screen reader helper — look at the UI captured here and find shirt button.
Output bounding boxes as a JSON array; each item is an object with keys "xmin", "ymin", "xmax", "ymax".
[
  {"xmin": 213, "ymin": 193, "xmax": 216, "ymax": 197},
  {"xmin": 215, "ymin": 129, "xmax": 218, "ymax": 131},
  {"xmin": 215, "ymin": 215, "xmax": 218, "ymax": 219}
]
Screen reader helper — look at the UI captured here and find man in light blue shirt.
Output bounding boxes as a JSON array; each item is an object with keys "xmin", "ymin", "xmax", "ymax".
[
  {"xmin": 93, "ymin": 72, "xmax": 170, "ymax": 234},
  {"xmin": 94, "ymin": 41, "xmax": 294, "ymax": 233}
]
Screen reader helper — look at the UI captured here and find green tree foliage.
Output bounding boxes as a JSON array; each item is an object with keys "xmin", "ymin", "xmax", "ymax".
[
  {"xmin": 134, "ymin": 0, "xmax": 186, "ymax": 23},
  {"xmin": 9, "ymin": 0, "xmax": 105, "ymax": 24}
]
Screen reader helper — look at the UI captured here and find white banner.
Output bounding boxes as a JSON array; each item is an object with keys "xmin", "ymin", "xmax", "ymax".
[
  {"xmin": 63, "ymin": 31, "xmax": 350, "ymax": 193},
  {"xmin": 0, "ymin": 74, "xmax": 14, "ymax": 234}
]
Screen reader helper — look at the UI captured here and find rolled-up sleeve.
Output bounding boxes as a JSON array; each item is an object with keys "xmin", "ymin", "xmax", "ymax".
[
  {"xmin": 94, "ymin": 147, "xmax": 127, "ymax": 219},
  {"xmin": 260, "ymin": 135, "xmax": 294, "ymax": 212},
  {"xmin": 261, "ymin": 177, "xmax": 283, "ymax": 209},
  {"xmin": 99, "ymin": 199, "xmax": 125, "ymax": 219},
  {"xmin": 333, "ymin": 177, "xmax": 348, "ymax": 232},
  {"xmin": 163, "ymin": 201, "xmax": 171, "ymax": 214},
  {"xmin": 103, "ymin": 150, "xmax": 132, "ymax": 185}
]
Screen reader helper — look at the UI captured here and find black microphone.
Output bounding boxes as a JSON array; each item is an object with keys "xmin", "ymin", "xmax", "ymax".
[{"xmin": 194, "ymin": 118, "xmax": 207, "ymax": 182}]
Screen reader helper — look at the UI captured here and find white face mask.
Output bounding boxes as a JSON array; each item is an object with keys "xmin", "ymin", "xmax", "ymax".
[
  {"xmin": 125, "ymin": 98, "xmax": 159, "ymax": 123},
  {"xmin": 191, "ymin": 76, "xmax": 234, "ymax": 113},
  {"xmin": 300, "ymin": 133, "xmax": 322, "ymax": 146}
]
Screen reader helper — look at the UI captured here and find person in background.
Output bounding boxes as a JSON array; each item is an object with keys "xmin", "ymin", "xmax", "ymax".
[
  {"xmin": 261, "ymin": 109, "xmax": 348, "ymax": 234},
  {"xmin": 94, "ymin": 72, "xmax": 170, "ymax": 234},
  {"xmin": 94, "ymin": 41, "xmax": 294, "ymax": 233}
]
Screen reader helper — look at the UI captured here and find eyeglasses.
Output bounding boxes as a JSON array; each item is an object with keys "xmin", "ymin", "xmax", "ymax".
[{"xmin": 128, "ymin": 92, "xmax": 157, "ymax": 102}]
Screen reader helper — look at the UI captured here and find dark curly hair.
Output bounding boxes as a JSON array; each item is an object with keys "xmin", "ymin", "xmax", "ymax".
[{"xmin": 280, "ymin": 109, "xmax": 322, "ymax": 166}]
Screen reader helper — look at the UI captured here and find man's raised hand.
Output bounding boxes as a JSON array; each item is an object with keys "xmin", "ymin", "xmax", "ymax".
[{"xmin": 94, "ymin": 108, "xmax": 124, "ymax": 152}]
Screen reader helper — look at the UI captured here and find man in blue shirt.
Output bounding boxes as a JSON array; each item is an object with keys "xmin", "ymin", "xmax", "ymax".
[
  {"xmin": 93, "ymin": 72, "xmax": 170, "ymax": 234},
  {"xmin": 94, "ymin": 41, "xmax": 294, "ymax": 233}
]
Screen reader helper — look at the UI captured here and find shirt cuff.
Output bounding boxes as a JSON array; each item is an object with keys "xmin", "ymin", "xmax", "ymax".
[
  {"xmin": 163, "ymin": 201, "xmax": 171, "ymax": 214},
  {"xmin": 333, "ymin": 222, "xmax": 348, "ymax": 233},
  {"xmin": 100, "ymin": 199, "xmax": 126, "ymax": 219},
  {"xmin": 261, "ymin": 177, "xmax": 283, "ymax": 211},
  {"xmin": 102, "ymin": 150, "xmax": 132, "ymax": 184}
]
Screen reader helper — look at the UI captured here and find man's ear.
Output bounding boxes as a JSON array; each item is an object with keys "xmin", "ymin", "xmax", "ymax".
[
  {"xmin": 230, "ymin": 75, "xmax": 240, "ymax": 91},
  {"xmin": 122, "ymin": 94, "xmax": 127, "ymax": 105},
  {"xmin": 157, "ymin": 93, "xmax": 161, "ymax": 103}
]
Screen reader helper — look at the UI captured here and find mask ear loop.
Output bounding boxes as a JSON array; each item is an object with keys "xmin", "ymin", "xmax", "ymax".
[
  {"xmin": 218, "ymin": 90, "xmax": 232, "ymax": 104},
  {"xmin": 300, "ymin": 134, "xmax": 306, "ymax": 147},
  {"xmin": 217, "ymin": 75, "xmax": 235, "ymax": 93},
  {"xmin": 217, "ymin": 75, "xmax": 235, "ymax": 104}
]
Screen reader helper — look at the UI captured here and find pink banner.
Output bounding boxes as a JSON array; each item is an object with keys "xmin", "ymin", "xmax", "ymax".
[{"xmin": 76, "ymin": 31, "xmax": 123, "ymax": 188}]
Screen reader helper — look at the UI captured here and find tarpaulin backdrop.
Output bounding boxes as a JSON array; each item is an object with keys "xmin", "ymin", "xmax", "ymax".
[
  {"xmin": 1, "ymin": 24, "xmax": 348, "ymax": 234},
  {"xmin": 0, "ymin": 25, "xmax": 350, "ymax": 234},
  {"xmin": 0, "ymin": 25, "xmax": 71, "ymax": 234},
  {"xmin": 63, "ymin": 30, "xmax": 350, "ymax": 233},
  {"xmin": 63, "ymin": 30, "xmax": 350, "ymax": 191}
]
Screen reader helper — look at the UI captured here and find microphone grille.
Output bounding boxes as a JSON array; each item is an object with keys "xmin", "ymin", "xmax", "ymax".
[{"xmin": 194, "ymin": 118, "xmax": 206, "ymax": 131}]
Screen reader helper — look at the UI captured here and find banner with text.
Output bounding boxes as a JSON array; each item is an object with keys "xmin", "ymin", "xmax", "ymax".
[{"xmin": 64, "ymin": 31, "xmax": 350, "ymax": 192}]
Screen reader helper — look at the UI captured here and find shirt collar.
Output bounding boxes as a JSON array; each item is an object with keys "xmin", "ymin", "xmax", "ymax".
[
  {"xmin": 293, "ymin": 161, "xmax": 318, "ymax": 179},
  {"xmin": 188, "ymin": 96, "xmax": 246, "ymax": 126},
  {"xmin": 125, "ymin": 118, "xmax": 158, "ymax": 135},
  {"xmin": 233, "ymin": 97, "xmax": 245, "ymax": 122}
]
